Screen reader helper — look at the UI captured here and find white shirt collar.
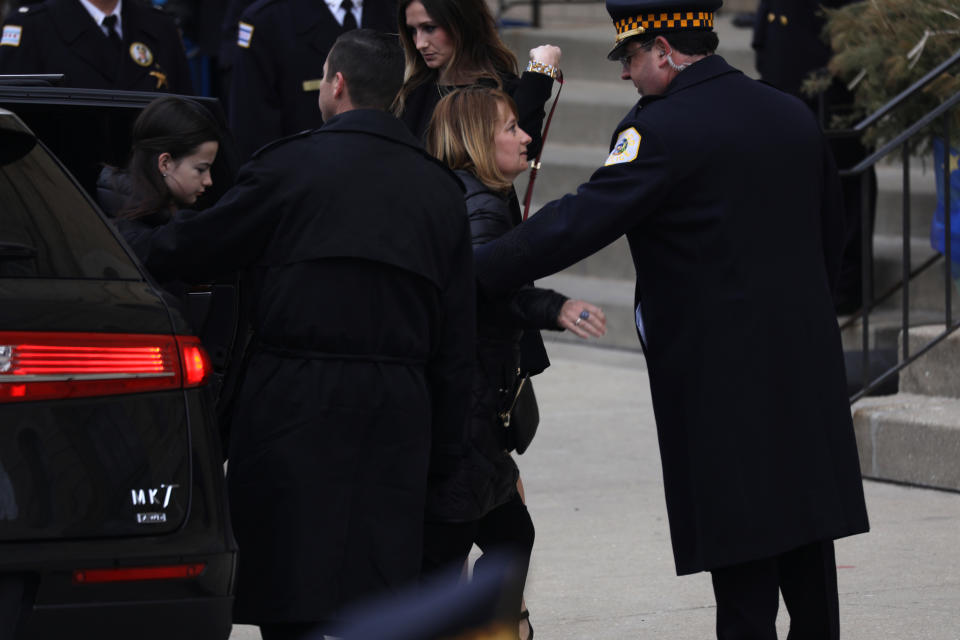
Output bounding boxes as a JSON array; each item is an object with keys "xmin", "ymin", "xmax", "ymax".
[
  {"xmin": 325, "ymin": 0, "xmax": 362, "ymax": 26},
  {"xmin": 78, "ymin": 0, "xmax": 124, "ymax": 39}
]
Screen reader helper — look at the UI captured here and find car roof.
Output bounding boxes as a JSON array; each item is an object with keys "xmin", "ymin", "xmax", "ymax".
[{"xmin": 0, "ymin": 83, "xmax": 223, "ymax": 111}]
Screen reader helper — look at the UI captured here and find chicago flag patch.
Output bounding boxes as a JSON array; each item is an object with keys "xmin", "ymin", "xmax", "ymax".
[
  {"xmin": 1, "ymin": 25, "xmax": 22, "ymax": 47},
  {"xmin": 237, "ymin": 22, "xmax": 254, "ymax": 48}
]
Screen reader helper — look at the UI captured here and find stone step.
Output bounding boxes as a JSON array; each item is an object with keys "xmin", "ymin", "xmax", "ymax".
[
  {"xmin": 869, "ymin": 236, "xmax": 954, "ymax": 310},
  {"xmin": 852, "ymin": 392, "xmax": 960, "ymax": 491},
  {"xmin": 840, "ymin": 308, "xmax": 950, "ymax": 352},
  {"xmin": 541, "ymin": 79, "xmax": 637, "ymax": 147},
  {"xmin": 872, "ymin": 163, "xmax": 939, "ymax": 237},
  {"xmin": 897, "ymin": 325, "xmax": 960, "ymax": 398}
]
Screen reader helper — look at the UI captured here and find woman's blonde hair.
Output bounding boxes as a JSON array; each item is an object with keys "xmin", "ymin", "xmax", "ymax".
[
  {"xmin": 426, "ymin": 87, "xmax": 518, "ymax": 192},
  {"xmin": 393, "ymin": 0, "xmax": 518, "ymax": 115}
]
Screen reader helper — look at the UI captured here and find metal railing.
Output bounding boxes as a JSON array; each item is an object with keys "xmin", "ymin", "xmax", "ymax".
[{"xmin": 833, "ymin": 48, "xmax": 960, "ymax": 402}]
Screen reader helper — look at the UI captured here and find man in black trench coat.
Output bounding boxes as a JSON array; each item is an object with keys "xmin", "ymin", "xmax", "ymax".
[
  {"xmin": 123, "ymin": 29, "xmax": 475, "ymax": 640},
  {"xmin": 473, "ymin": 0, "xmax": 869, "ymax": 638}
]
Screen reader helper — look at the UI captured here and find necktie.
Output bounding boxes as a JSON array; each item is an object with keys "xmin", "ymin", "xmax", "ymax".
[
  {"xmin": 340, "ymin": 0, "xmax": 358, "ymax": 31},
  {"xmin": 103, "ymin": 14, "xmax": 122, "ymax": 52}
]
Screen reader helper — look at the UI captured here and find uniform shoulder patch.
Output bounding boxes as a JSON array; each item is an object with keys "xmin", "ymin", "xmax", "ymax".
[
  {"xmin": 237, "ymin": 21, "xmax": 254, "ymax": 48},
  {"xmin": 605, "ymin": 127, "xmax": 641, "ymax": 166},
  {"xmin": 1, "ymin": 25, "xmax": 22, "ymax": 47}
]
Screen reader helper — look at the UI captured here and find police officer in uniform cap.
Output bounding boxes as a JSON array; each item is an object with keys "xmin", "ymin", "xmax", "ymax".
[
  {"xmin": 473, "ymin": 0, "xmax": 869, "ymax": 637},
  {"xmin": 227, "ymin": 0, "xmax": 396, "ymax": 159},
  {"xmin": 0, "ymin": 0, "xmax": 192, "ymax": 93}
]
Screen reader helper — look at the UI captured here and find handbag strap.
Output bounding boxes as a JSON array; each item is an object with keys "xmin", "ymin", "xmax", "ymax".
[
  {"xmin": 499, "ymin": 373, "xmax": 531, "ymax": 426},
  {"xmin": 522, "ymin": 71, "xmax": 564, "ymax": 222}
]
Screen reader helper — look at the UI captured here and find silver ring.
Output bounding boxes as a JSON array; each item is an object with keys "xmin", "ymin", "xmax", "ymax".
[
  {"xmin": 579, "ymin": 310, "xmax": 590, "ymax": 320},
  {"xmin": 575, "ymin": 317, "xmax": 582, "ymax": 326}
]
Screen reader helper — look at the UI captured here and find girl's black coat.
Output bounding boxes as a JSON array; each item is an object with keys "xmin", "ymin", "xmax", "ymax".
[{"xmin": 425, "ymin": 169, "xmax": 565, "ymax": 523}]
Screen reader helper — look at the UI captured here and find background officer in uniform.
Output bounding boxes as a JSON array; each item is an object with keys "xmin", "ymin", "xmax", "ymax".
[
  {"xmin": 752, "ymin": 0, "xmax": 877, "ymax": 314},
  {"xmin": 473, "ymin": 1, "xmax": 869, "ymax": 638},
  {"xmin": 123, "ymin": 29, "xmax": 475, "ymax": 640},
  {"xmin": 0, "ymin": 0, "xmax": 192, "ymax": 93},
  {"xmin": 226, "ymin": 0, "xmax": 396, "ymax": 159}
]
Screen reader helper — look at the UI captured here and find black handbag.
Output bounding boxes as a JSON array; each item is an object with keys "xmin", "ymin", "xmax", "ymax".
[{"xmin": 500, "ymin": 373, "xmax": 539, "ymax": 455}]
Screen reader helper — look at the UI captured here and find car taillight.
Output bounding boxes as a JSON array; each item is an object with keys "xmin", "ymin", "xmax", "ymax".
[
  {"xmin": 0, "ymin": 332, "xmax": 211, "ymax": 403},
  {"xmin": 73, "ymin": 562, "xmax": 207, "ymax": 584},
  {"xmin": 176, "ymin": 335, "xmax": 212, "ymax": 388}
]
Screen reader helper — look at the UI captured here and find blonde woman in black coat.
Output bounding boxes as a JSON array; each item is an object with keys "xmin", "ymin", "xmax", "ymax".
[{"xmin": 425, "ymin": 87, "xmax": 606, "ymax": 640}]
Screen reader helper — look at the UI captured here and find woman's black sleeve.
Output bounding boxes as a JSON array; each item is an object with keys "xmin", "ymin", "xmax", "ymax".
[
  {"xmin": 469, "ymin": 195, "xmax": 568, "ymax": 330},
  {"xmin": 503, "ymin": 71, "xmax": 555, "ymax": 158},
  {"xmin": 507, "ymin": 284, "xmax": 567, "ymax": 331}
]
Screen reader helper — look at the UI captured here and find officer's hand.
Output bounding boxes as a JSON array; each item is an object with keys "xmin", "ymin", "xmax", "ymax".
[
  {"xmin": 558, "ymin": 299, "xmax": 606, "ymax": 339},
  {"xmin": 529, "ymin": 45, "xmax": 562, "ymax": 71}
]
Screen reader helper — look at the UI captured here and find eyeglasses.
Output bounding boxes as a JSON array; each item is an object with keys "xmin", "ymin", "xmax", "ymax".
[
  {"xmin": 618, "ymin": 42, "xmax": 654, "ymax": 70},
  {"xmin": 619, "ymin": 51, "xmax": 638, "ymax": 70}
]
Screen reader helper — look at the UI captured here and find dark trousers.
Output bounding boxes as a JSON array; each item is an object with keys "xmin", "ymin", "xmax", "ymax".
[
  {"xmin": 421, "ymin": 492, "xmax": 535, "ymax": 612},
  {"xmin": 710, "ymin": 540, "xmax": 840, "ymax": 640}
]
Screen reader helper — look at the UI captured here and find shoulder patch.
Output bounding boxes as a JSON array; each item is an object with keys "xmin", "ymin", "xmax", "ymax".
[
  {"xmin": 605, "ymin": 127, "xmax": 641, "ymax": 166},
  {"xmin": 237, "ymin": 22, "xmax": 254, "ymax": 48},
  {"xmin": 1, "ymin": 25, "xmax": 22, "ymax": 47}
]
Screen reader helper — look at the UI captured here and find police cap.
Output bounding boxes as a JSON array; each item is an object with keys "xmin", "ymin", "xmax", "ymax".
[{"xmin": 606, "ymin": 0, "xmax": 723, "ymax": 60}]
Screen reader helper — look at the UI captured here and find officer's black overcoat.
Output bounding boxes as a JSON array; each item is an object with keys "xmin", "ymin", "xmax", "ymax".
[
  {"xmin": 475, "ymin": 55, "xmax": 869, "ymax": 575},
  {"xmin": 227, "ymin": 0, "xmax": 397, "ymax": 159},
  {"xmin": 124, "ymin": 109, "xmax": 475, "ymax": 624},
  {"xmin": 0, "ymin": 0, "xmax": 192, "ymax": 93}
]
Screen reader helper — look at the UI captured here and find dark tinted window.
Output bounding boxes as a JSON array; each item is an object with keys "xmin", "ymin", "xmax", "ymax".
[{"xmin": 0, "ymin": 140, "xmax": 140, "ymax": 280}]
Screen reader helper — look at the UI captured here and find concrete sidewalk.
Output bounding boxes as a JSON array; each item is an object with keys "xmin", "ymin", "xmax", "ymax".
[
  {"xmin": 519, "ymin": 341, "xmax": 960, "ymax": 638},
  {"xmin": 231, "ymin": 340, "xmax": 960, "ymax": 639}
]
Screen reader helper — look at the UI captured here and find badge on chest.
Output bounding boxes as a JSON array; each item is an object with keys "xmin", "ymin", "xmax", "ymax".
[{"xmin": 129, "ymin": 42, "xmax": 154, "ymax": 67}]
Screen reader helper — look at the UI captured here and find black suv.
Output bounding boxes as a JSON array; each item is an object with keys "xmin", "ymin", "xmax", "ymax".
[{"xmin": 0, "ymin": 86, "xmax": 237, "ymax": 640}]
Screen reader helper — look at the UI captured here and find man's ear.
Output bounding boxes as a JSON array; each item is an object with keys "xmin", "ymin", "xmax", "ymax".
[
  {"xmin": 333, "ymin": 71, "xmax": 346, "ymax": 98},
  {"xmin": 654, "ymin": 36, "xmax": 671, "ymax": 63}
]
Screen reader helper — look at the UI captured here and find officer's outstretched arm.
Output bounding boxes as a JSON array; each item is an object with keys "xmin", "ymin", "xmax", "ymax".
[{"xmin": 474, "ymin": 125, "xmax": 670, "ymax": 293}]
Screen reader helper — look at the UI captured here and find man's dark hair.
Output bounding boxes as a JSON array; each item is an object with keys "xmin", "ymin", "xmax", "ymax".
[
  {"xmin": 626, "ymin": 29, "xmax": 718, "ymax": 58},
  {"xmin": 663, "ymin": 30, "xmax": 719, "ymax": 56},
  {"xmin": 327, "ymin": 29, "xmax": 404, "ymax": 111}
]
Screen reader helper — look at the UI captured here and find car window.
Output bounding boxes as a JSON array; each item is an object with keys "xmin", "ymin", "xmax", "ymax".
[{"xmin": 0, "ymin": 141, "xmax": 140, "ymax": 280}]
